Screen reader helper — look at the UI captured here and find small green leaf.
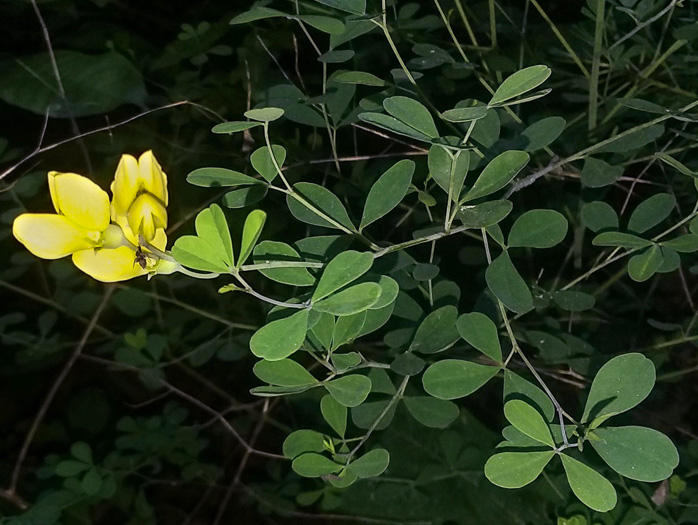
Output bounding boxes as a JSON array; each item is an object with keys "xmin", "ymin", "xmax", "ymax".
[
  {"xmin": 627, "ymin": 245, "xmax": 663, "ymax": 282},
  {"xmin": 222, "ymin": 185, "xmax": 268, "ymax": 208},
  {"xmin": 211, "ymin": 121, "xmax": 262, "ymax": 134},
  {"xmin": 250, "ymin": 145, "xmax": 286, "ymax": 182},
  {"xmin": 238, "ymin": 209, "xmax": 266, "ymax": 268},
  {"xmin": 334, "ymin": 71, "xmax": 385, "ymax": 86},
  {"xmin": 358, "ymin": 112, "xmax": 433, "ymax": 142},
  {"xmin": 253, "ymin": 358, "xmax": 317, "ymax": 387},
  {"xmin": 283, "ymin": 429, "xmax": 325, "ymax": 459},
  {"xmin": 383, "ymin": 96, "xmax": 439, "ymax": 138},
  {"xmin": 312, "ymin": 282, "xmax": 382, "ymax": 316},
  {"xmin": 581, "ymin": 201, "xmax": 619, "ymax": 232},
  {"xmin": 486, "ymin": 252, "xmax": 533, "ymax": 314},
  {"xmin": 332, "ymin": 313, "xmax": 367, "ymax": 349},
  {"xmin": 488, "ymin": 65, "xmax": 552, "ymax": 106},
  {"xmin": 560, "ymin": 455, "xmax": 617, "ymax": 512},
  {"xmin": 521, "ymin": 116, "xmax": 565, "ymax": 151},
  {"xmin": 582, "ymin": 353, "xmax": 655, "ymax": 424},
  {"xmin": 172, "ymin": 236, "xmax": 228, "ymax": 273},
  {"xmin": 324, "ymin": 374, "xmax": 372, "ymax": 407},
  {"xmin": 662, "ymin": 234, "xmax": 698, "ymax": 253},
  {"xmin": 347, "ymin": 449, "xmax": 390, "ymax": 478},
  {"xmin": 197, "ymin": 204, "xmax": 234, "ymax": 267},
  {"xmin": 230, "ymin": 7, "xmax": 285, "ymax": 25},
  {"xmin": 589, "ymin": 426, "xmax": 679, "ymax": 482},
  {"xmin": 292, "ymin": 453, "xmax": 342, "ymax": 477},
  {"xmin": 508, "ymin": 209, "xmax": 568, "ymax": 249},
  {"xmin": 252, "ymin": 241, "xmax": 316, "ymax": 286},
  {"xmin": 287, "ymin": 182, "xmax": 355, "ymax": 231},
  {"xmin": 581, "ymin": 158, "xmax": 623, "ymax": 188},
  {"xmin": 409, "ymin": 306, "xmax": 460, "ymax": 354},
  {"xmin": 461, "ymin": 151, "xmax": 530, "ymax": 203},
  {"xmin": 553, "ymin": 290, "xmax": 595, "ymax": 312},
  {"xmin": 331, "ymin": 352, "xmax": 362, "ymax": 371},
  {"xmin": 244, "ymin": 107, "xmax": 284, "ymax": 122},
  {"xmin": 458, "ymin": 200, "xmax": 513, "ymax": 228},
  {"xmin": 422, "ymin": 359, "xmax": 499, "ymax": 400},
  {"xmin": 596, "ymin": 124, "xmax": 664, "ymax": 153},
  {"xmin": 503, "ymin": 400, "xmax": 554, "ymax": 447},
  {"xmin": 656, "ymin": 152, "xmax": 696, "ymax": 176},
  {"xmin": 504, "ymin": 371, "xmax": 555, "ymax": 423},
  {"xmin": 456, "ymin": 312, "xmax": 502, "ymax": 362},
  {"xmin": 313, "ymin": 0, "xmax": 365, "ymax": 15},
  {"xmin": 627, "ymin": 193, "xmax": 675, "ymax": 234},
  {"xmin": 250, "ymin": 309, "xmax": 309, "ymax": 361},
  {"xmin": 321, "ymin": 394, "xmax": 347, "ymax": 437},
  {"xmin": 592, "ymin": 232, "xmax": 652, "ymax": 249},
  {"xmin": 55, "ymin": 460, "xmax": 90, "ymax": 477},
  {"xmin": 390, "ymin": 352, "xmax": 425, "ymax": 376},
  {"xmin": 313, "ymin": 251, "xmax": 374, "ymax": 301},
  {"xmin": 403, "ymin": 396, "xmax": 459, "ymax": 428},
  {"xmin": 360, "ymin": 160, "xmax": 415, "ymax": 230},
  {"xmin": 295, "ymin": 15, "xmax": 345, "ymax": 35},
  {"xmin": 187, "ymin": 168, "xmax": 262, "ymax": 187},
  {"xmin": 441, "ymin": 105, "xmax": 488, "ymax": 123},
  {"xmin": 485, "ymin": 451, "xmax": 554, "ymax": 488}
]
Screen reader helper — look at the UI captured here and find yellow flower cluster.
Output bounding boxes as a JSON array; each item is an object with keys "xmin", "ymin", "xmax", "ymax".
[{"xmin": 12, "ymin": 151, "xmax": 177, "ymax": 282}]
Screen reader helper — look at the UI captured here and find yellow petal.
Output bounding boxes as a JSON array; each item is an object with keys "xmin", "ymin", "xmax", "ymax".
[
  {"xmin": 13, "ymin": 214, "xmax": 98, "ymax": 259},
  {"xmin": 127, "ymin": 193, "xmax": 168, "ymax": 241},
  {"xmin": 48, "ymin": 172, "xmax": 110, "ymax": 231},
  {"xmin": 72, "ymin": 246, "xmax": 148, "ymax": 282},
  {"xmin": 151, "ymin": 228, "xmax": 168, "ymax": 251},
  {"xmin": 110, "ymin": 154, "xmax": 140, "ymax": 219},
  {"xmin": 138, "ymin": 150, "xmax": 168, "ymax": 205}
]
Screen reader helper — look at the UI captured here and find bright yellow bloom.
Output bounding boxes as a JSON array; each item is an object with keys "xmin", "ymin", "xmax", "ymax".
[
  {"xmin": 12, "ymin": 153, "xmax": 176, "ymax": 283},
  {"xmin": 111, "ymin": 150, "xmax": 168, "ymax": 242}
]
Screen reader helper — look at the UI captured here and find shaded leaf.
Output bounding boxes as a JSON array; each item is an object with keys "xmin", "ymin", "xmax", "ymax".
[{"xmin": 422, "ymin": 359, "xmax": 499, "ymax": 400}]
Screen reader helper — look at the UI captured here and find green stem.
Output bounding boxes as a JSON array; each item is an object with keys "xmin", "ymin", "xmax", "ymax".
[{"xmin": 588, "ymin": 0, "xmax": 605, "ymax": 131}]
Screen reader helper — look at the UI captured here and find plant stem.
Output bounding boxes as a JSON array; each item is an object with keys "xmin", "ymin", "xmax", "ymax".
[{"xmin": 588, "ymin": 0, "xmax": 605, "ymax": 131}]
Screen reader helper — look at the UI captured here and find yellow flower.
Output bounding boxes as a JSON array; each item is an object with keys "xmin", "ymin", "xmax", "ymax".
[
  {"xmin": 111, "ymin": 150, "xmax": 168, "ymax": 242},
  {"xmin": 12, "ymin": 158, "xmax": 176, "ymax": 283}
]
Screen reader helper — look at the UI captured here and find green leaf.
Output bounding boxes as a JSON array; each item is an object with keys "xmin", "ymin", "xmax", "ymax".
[
  {"xmin": 596, "ymin": 124, "xmax": 665, "ymax": 154},
  {"xmin": 581, "ymin": 158, "xmax": 623, "ymax": 188},
  {"xmin": 250, "ymin": 309, "xmax": 309, "ymax": 361},
  {"xmin": 283, "ymin": 429, "xmax": 326, "ymax": 459},
  {"xmin": 211, "ymin": 121, "xmax": 262, "ymax": 134},
  {"xmin": 251, "ymin": 384, "xmax": 314, "ymax": 397},
  {"xmin": 230, "ymin": 7, "xmax": 285, "ymax": 24},
  {"xmin": 457, "ymin": 200, "xmax": 512, "ymax": 229},
  {"xmin": 245, "ymin": 107, "xmax": 284, "ymax": 122},
  {"xmin": 560, "ymin": 455, "xmax": 617, "ymax": 512},
  {"xmin": 403, "ymin": 396, "xmax": 459, "ymax": 428},
  {"xmin": 347, "ymin": 449, "xmax": 390, "ymax": 478},
  {"xmin": 332, "ymin": 313, "xmax": 367, "ymax": 349},
  {"xmin": 324, "ymin": 375, "xmax": 372, "ymax": 407},
  {"xmin": 582, "ymin": 353, "xmax": 656, "ymax": 424},
  {"xmin": 250, "ymin": 145, "xmax": 286, "ymax": 182},
  {"xmin": 238, "ymin": 209, "xmax": 267, "ymax": 268},
  {"xmin": 627, "ymin": 245, "xmax": 663, "ymax": 282},
  {"xmin": 334, "ymin": 71, "xmax": 385, "ymax": 87},
  {"xmin": 504, "ymin": 371, "xmax": 555, "ymax": 423},
  {"xmin": 390, "ymin": 352, "xmax": 425, "ymax": 376},
  {"xmin": 461, "ymin": 151, "xmax": 530, "ymax": 203},
  {"xmin": 318, "ymin": 50, "xmax": 355, "ymax": 63},
  {"xmin": 0, "ymin": 51, "xmax": 146, "ymax": 117},
  {"xmin": 187, "ymin": 168, "xmax": 262, "ymax": 187},
  {"xmin": 296, "ymin": 15, "xmax": 345, "ymax": 35},
  {"xmin": 253, "ymin": 358, "xmax": 317, "ymax": 387},
  {"xmin": 619, "ymin": 98, "xmax": 669, "ymax": 114},
  {"xmin": 197, "ymin": 204, "xmax": 234, "ymax": 267},
  {"xmin": 484, "ymin": 451, "xmax": 555, "ymax": 488},
  {"xmin": 521, "ymin": 117, "xmax": 566, "ymax": 151},
  {"xmin": 488, "ymin": 65, "xmax": 552, "ymax": 107},
  {"xmin": 360, "ymin": 160, "xmax": 415, "ymax": 230},
  {"xmin": 312, "ymin": 282, "xmax": 382, "ymax": 316},
  {"xmin": 358, "ymin": 112, "xmax": 433, "ymax": 142},
  {"xmin": 581, "ymin": 201, "xmax": 619, "ymax": 232},
  {"xmin": 422, "ymin": 359, "xmax": 499, "ymax": 400},
  {"xmin": 592, "ymin": 232, "xmax": 652, "ymax": 249},
  {"xmin": 553, "ymin": 291, "xmax": 595, "ymax": 312},
  {"xmin": 457, "ymin": 312, "xmax": 502, "ymax": 362},
  {"xmin": 656, "ymin": 152, "xmax": 696, "ymax": 176},
  {"xmin": 292, "ymin": 453, "xmax": 342, "ymax": 478},
  {"xmin": 409, "ymin": 306, "xmax": 460, "ymax": 354},
  {"xmin": 222, "ymin": 185, "xmax": 268, "ymax": 208},
  {"xmin": 321, "ymin": 394, "xmax": 347, "ymax": 437},
  {"xmin": 590, "ymin": 426, "xmax": 678, "ymax": 482},
  {"xmin": 313, "ymin": 0, "xmax": 365, "ymax": 15},
  {"xmin": 172, "ymin": 236, "xmax": 228, "ymax": 273},
  {"xmin": 662, "ymin": 234, "xmax": 698, "ymax": 253},
  {"xmin": 486, "ymin": 252, "xmax": 533, "ymax": 314},
  {"xmin": 440, "ymin": 105, "xmax": 488, "ymax": 123},
  {"xmin": 429, "ymin": 147, "xmax": 470, "ymax": 201},
  {"xmin": 508, "ymin": 209, "xmax": 568, "ymax": 249},
  {"xmin": 627, "ymin": 193, "xmax": 675, "ymax": 234},
  {"xmin": 351, "ymin": 399, "xmax": 396, "ymax": 430},
  {"xmin": 503, "ymin": 400, "xmax": 554, "ymax": 447},
  {"xmin": 55, "ymin": 460, "xmax": 90, "ymax": 477},
  {"xmin": 331, "ymin": 352, "xmax": 362, "ymax": 371},
  {"xmin": 252, "ymin": 241, "xmax": 316, "ymax": 286},
  {"xmin": 383, "ymin": 96, "xmax": 439, "ymax": 139},
  {"xmin": 287, "ymin": 182, "xmax": 355, "ymax": 231},
  {"xmin": 313, "ymin": 251, "xmax": 374, "ymax": 301}
]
